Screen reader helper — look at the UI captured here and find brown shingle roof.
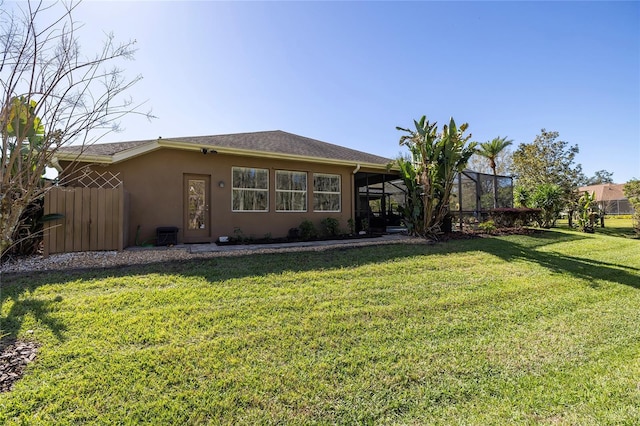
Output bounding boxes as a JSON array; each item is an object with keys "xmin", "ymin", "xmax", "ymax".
[
  {"xmin": 579, "ymin": 184, "xmax": 628, "ymax": 201},
  {"xmin": 59, "ymin": 139, "xmax": 151, "ymax": 156},
  {"xmin": 59, "ymin": 130, "xmax": 392, "ymax": 166}
]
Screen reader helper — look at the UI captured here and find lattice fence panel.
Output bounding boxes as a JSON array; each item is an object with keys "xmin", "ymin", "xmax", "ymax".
[{"xmin": 72, "ymin": 169, "xmax": 123, "ymax": 189}]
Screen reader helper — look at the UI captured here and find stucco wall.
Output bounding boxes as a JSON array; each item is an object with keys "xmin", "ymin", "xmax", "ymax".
[{"xmin": 68, "ymin": 148, "xmax": 390, "ymax": 246}]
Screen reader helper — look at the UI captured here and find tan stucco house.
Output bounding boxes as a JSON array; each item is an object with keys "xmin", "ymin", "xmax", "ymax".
[{"xmin": 53, "ymin": 130, "xmax": 401, "ymax": 248}]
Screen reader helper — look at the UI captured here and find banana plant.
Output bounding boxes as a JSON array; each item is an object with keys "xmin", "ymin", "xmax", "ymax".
[
  {"xmin": 394, "ymin": 156, "xmax": 423, "ymax": 235},
  {"xmin": 577, "ymin": 191, "xmax": 597, "ymax": 233},
  {"xmin": 396, "ymin": 116, "xmax": 476, "ymax": 238},
  {"xmin": 1, "ymin": 96, "xmax": 50, "ymax": 257}
]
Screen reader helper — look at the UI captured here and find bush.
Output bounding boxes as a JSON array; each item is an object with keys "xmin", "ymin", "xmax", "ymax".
[
  {"xmin": 531, "ymin": 184, "xmax": 563, "ymax": 228},
  {"xmin": 623, "ymin": 179, "xmax": 640, "ymax": 236},
  {"xmin": 576, "ymin": 191, "xmax": 598, "ymax": 233},
  {"xmin": 233, "ymin": 227, "xmax": 247, "ymax": 243},
  {"xmin": 288, "ymin": 227, "xmax": 300, "ymax": 240},
  {"xmin": 6, "ymin": 199, "xmax": 63, "ymax": 258},
  {"xmin": 514, "ymin": 186, "xmax": 530, "ymax": 208},
  {"xmin": 347, "ymin": 218, "xmax": 355, "ymax": 235},
  {"xmin": 299, "ymin": 220, "xmax": 318, "ymax": 241},
  {"xmin": 490, "ymin": 208, "xmax": 542, "ymax": 228},
  {"xmin": 478, "ymin": 220, "xmax": 496, "ymax": 232},
  {"xmin": 320, "ymin": 217, "xmax": 340, "ymax": 237}
]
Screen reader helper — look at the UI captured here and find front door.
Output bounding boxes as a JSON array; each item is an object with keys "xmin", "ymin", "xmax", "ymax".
[{"xmin": 183, "ymin": 174, "xmax": 211, "ymax": 242}]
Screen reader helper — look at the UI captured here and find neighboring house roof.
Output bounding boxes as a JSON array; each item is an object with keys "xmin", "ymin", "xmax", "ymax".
[
  {"xmin": 55, "ymin": 130, "xmax": 394, "ymax": 169},
  {"xmin": 579, "ymin": 183, "xmax": 627, "ymax": 201}
]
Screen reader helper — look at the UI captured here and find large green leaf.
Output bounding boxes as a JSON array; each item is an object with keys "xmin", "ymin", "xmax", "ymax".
[
  {"xmin": 6, "ymin": 96, "xmax": 44, "ymax": 139},
  {"xmin": 39, "ymin": 213, "xmax": 65, "ymax": 223}
]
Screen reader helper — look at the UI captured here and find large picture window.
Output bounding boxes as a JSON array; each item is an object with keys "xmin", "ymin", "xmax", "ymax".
[
  {"xmin": 313, "ymin": 173, "xmax": 341, "ymax": 212},
  {"xmin": 276, "ymin": 170, "xmax": 307, "ymax": 212},
  {"xmin": 232, "ymin": 167, "xmax": 268, "ymax": 211}
]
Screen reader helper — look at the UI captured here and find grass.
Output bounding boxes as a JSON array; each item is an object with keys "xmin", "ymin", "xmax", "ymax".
[
  {"xmin": 1, "ymin": 226, "xmax": 639, "ymax": 424},
  {"xmin": 556, "ymin": 216, "xmax": 637, "ymax": 239}
]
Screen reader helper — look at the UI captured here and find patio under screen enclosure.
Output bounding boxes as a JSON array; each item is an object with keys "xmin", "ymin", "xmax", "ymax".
[{"xmin": 355, "ymin": 170, "xmax": 514, "ymax": 232}]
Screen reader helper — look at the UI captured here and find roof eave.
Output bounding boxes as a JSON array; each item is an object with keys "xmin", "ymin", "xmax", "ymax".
[
  {"xmin": 54, "ymin": 152, "xmax": 114, "ymax": 164},
  {"xmin": 54, "ymin": 140, "xmax": 162, "ymax": 164},
  {"xmin": 158, "ymin": 140, "xmax": 394, "ymax": 171},
  {"xmin": 55, "ymin": 139, "xmax": 396, "ymax": 172}
]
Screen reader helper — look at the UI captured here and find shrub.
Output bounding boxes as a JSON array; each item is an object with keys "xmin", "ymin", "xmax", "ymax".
[
  {"xmin": 531, "ymin": 184, "xmax": 563, "ymax": 228},
  {"xmin": 233, "ymin": 227, "xmax": 247, "ymax": 243},
  {"xmin": 478, "ymin": 220, "xmax": 496, "ymax": 232},
  {"xmin": 576, "ymin": 191, "xmax": 597, "ymax": 233},
  {"xmin": 490, "ymin": 208, "xmax": 542, "ymax": 228},
  {"xmin": 623, "ymin": 179, "xmax": 640, "ymax": 236},
  {"xmin": 514, "ymin": 186, "xmax": 530, "ymax": 208},
  {"xmin": 299, "ymin": 220, "xmax": 318, "ymax": 241},
  {"xmin": 320, "ymin": 217, "xmax": 340, "ymax": 237},
  {"xmin": 288, "ymin": 227, "xmax": 300, "ymax": 240},
  {"xmin": 347, "ymin": 218, "xmax": 355, "ymax": 235}
]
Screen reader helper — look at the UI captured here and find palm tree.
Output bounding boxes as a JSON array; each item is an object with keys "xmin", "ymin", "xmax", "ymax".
[{"xmin": 477, "ymin": 136, "xmax": 513, "ymax": 208}]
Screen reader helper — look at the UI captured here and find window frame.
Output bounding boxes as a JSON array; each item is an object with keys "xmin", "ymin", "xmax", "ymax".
[
  {"xmin": 313, "ymin": 173, "xmax": 341, "ymax": 212},
  {"xmin": 275, "ymin": 170, "xmax": 308, "ymax": 212},
  {"xmin": 231, "ymin": 166, "xmax": 269, "ymax": 212}
]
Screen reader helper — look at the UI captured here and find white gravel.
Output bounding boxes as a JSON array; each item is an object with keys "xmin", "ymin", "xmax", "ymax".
[
  {"xmin": 1, "ymin": 248, "xmax": 191, "ymax": 274},
  {"xmin": 1, "ymin": 234, "xmax": 422, "ymax": 274}
]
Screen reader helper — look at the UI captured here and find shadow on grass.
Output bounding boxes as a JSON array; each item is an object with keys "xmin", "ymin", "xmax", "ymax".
[
  {"xmin": 1, "ymin": 228, "xmax": 639, "ymax": 343},
  {"xmin": 555, "ymin": 219, "xmax": 638, "ymax": 240},
  {"xmin": 471, "ymin": 236, "xmax": 640, "ymax": 288},
  {"xmin": 0, "ymin": 288, "xmax": 67, "ymax": 343},
  {"xmin": 595, "ymin": 225, "xmax": 639, "ymax": 239}
]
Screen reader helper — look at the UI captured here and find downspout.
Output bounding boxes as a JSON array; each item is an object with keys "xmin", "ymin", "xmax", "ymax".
[
  {"xmin": 51, "ymin": 156, "xmax": 63, "ymax": 173},
  {"xmin": 352, "ymin": 163, "xmax": 361, "ymax": 175}
]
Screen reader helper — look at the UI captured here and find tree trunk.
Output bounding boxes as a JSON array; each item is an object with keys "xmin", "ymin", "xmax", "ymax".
[{"xmin": 0, "ymin": 196, "xmax": 26, "ymax": 258}]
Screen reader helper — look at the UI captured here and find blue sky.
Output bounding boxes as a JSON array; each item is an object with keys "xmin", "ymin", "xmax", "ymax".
[{"xmin": 21, "ymin": 1, "xmax": 640, "ymax": 182}]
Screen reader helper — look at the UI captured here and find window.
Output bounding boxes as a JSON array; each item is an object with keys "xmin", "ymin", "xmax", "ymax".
[
  {"xmin": 313, "ymin": 173, "xmax": 341, "ymax": 212},
  {"xmin": 232, "ymin": 167, "xmax": 268, "ymax": 211},
  {"xmin": 187, "ymin": 178, "xmax": 207, "ymax": 229},
  {"xmin": 276, "ymin": 170, "xmax": 307, "ymax": 212}
]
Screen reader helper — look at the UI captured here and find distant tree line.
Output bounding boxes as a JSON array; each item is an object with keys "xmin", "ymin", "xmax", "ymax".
[{"xmin": 396, "ymin": 121, "xmax": 628, "ymax": 236}]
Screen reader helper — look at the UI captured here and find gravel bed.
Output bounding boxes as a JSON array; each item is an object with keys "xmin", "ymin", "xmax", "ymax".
[
  {"xmin": 1, "ymin": 248, "xmax": 193, "ymax": 275},
  {"xmin": 1, "ymin": 235, "xmax": 425, "ymax": 275}
]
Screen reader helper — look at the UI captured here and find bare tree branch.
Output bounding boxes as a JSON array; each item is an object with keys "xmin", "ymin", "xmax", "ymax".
[{"xmin": 0, "ymin": 0, "xmax": 154, "ymax": 258}]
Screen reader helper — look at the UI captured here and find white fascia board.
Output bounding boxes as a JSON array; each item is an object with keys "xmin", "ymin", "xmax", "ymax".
[
  {"xmin": 54, "ymin": 140, "xmax": 162, "ymax": 164},
  {"xmin": 111, "ymin": 140, "xmax": 162, "ymax": 163},
  {"xmin": 158, "ymin": 140, "xmax": 394, "ymax": 171},
  {"xmin": 53, "ymin": 152, "xmax": 113, "ymax": 164},
  {"xmin": 55, "ymin": 139, "xmax": 396, "ymax": 172}
]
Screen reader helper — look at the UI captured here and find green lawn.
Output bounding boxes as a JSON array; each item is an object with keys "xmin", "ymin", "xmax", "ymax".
[
  {"xmin": 1, "ymin": 227, "xmax": 639, "ymax": 424},
  {"xmin": 556, "ymin": 216, "xmax": 637, "ymax": 239}
]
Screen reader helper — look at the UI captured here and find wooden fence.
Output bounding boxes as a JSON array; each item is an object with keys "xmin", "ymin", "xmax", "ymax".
[{"xmin": 43, "ymin": 186, "xmax": 126, "ymax": 255}]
